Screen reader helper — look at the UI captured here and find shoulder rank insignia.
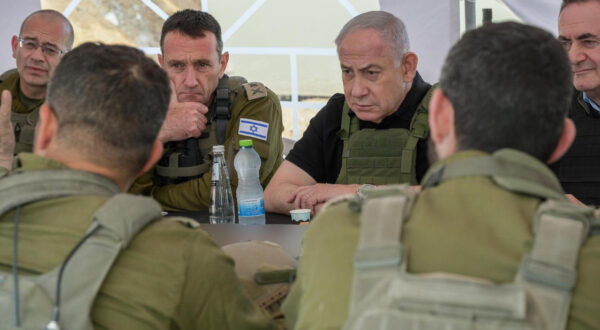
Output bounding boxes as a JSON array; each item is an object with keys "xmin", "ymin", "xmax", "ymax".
[{"xmin": 243, "ymin": 82, "xmax": 268, "ymax": 100}]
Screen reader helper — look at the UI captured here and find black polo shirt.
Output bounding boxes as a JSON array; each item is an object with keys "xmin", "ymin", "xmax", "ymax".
[{"xmin": 286, "ymin": 72, "xmax": 432, "ymax": 183}]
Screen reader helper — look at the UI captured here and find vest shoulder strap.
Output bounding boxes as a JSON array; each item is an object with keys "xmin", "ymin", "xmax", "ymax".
[
  {"xmin": 48, "ymin": 193, "xmax": 162, "ymax": 329},
  {"xmin": 214, "ymin": 75, "xmax": 249, "ymax": 145},
  {"xmin": 514, "ymin": 199, "xmax": 593, "ymax": 329},
  {"xmin": 0, "ymin": 170, "xmax": 162, "ymax": 329},
  {"xmin": 0, "ymin": 170, "xmax": 118, "ymax": 217},
  {"xmin": 215, "ymin": 75, "xmax": 232, "ymax": 145},
  {"xmin": 423, "ymin": 149, "xmax": 566, "ymax": 201},
  {"xmin": 347, "ymin": 184, "xmax": 416, "ymax": 316}
]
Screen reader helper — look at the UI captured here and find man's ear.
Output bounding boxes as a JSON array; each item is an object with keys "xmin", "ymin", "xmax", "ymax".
[
  {"xmin": 401, "ymin": 52, "xmax": 418, "ymax": 83},
  {"xmin": 218, "ymin": 51, "xmax": 229, "ymax": 79},
  {"xmin": 547, "ymin": 118, "xmax": 576, "ymax": 164},
  {"xmin": 34, "ymin": 104, "xmax": 58, "ymax": 155},
  {"xmin": 136, "ymin": 139, "xmax": 163, "ymax": 178},
  {"xmin": 158, "ymin": 53, "xmax": 164, "ymax": 67},
  {"xmin": 11, "ymin": 36, "xmax": 18, "ymax": 59},
  {"xmin": 428, "ymin": 88, "xmax": 457, "ymax": 159}
]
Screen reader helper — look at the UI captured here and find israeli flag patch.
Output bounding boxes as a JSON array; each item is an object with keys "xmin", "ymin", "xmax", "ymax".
[{"xmin": 239, "ymin": 118, "xmax": 269, "ymax": 141}]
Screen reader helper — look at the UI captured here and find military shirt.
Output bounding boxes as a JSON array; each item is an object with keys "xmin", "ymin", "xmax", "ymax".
[
  {"xmin": 130, "ymin": 82, "xmax": 284, "ymax": 211},
  {"xmin": 0, "ymin": 153, "xmax": 273, "ymax": 329},
  {"xmin": 0, "ymin": 69, "xmax": 44, "ymax": 154},
  {"xmin": 282, "ymin": 150, "xmax": 600, "ymax": 330}
]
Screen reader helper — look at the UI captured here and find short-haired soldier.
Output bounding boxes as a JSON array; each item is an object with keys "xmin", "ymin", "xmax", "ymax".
[
  {"xmin": 0, "ymin": 43, "xmax": 272, "ymax": 329},
  {"xmin": 0, "ymin": 9, "xmax": 73, "ymax": 155},
  {"xmin": 130, "ymin": 10, "xmax": 284, "ymax": 212}
]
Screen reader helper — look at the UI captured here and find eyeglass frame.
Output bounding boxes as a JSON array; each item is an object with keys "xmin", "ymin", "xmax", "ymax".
[{"xmin": 17, "ymin": 37, "xmax": 69, "ymax": 57}]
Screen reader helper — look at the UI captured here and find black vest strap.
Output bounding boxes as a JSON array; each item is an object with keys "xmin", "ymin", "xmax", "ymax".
[{"xmin": 214, "ymin": 75, "xmax": 231, "ymax": 145}]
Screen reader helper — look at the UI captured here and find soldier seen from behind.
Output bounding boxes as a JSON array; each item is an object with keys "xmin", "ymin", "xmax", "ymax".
[
  {"xmin": 0, "ymin": 43, "xmax": 272, "ymax": 329},
  {"xmin": 282, "ymin": 22, "xmax": 600, "ymax": 329}
]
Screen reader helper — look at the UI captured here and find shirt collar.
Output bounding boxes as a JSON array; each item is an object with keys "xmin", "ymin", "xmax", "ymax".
[{"xmin": 582, "ymin": 92, "xmax": 600, "ymax": 113}]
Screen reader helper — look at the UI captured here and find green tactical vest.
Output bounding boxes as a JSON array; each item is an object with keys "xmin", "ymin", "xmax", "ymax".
[
  {"xmin": 335, "ymin": 85, "xmax": 436, "ymax": 185},
  {"xmin": 0, "ymin": 69, "xmax": 44, "ymax": 155},
  {"xmin": 342, "ymin": 149, "xmax": 599, "ymax": 330},
  {"xmin": 0, "ymin": 169, "xmax": 163, "ymax": 329},
  {"xmin": 154, "ymin": 75, "xmax": 247, "ymax": 186}
]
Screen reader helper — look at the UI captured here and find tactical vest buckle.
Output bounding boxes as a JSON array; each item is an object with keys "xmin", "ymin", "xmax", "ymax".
[
  {"xmin": 521, "ymin": 255, "xmax": 577, "ymax": 290},
  {"xmin": 353, "ymin": 243, "xmax": 404, "ymax": 269}
]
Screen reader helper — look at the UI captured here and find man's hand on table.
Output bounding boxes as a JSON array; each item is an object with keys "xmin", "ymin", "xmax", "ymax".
[{"xmin": 287, "ymin": 183, "xmax": 359, "ymax": 216}]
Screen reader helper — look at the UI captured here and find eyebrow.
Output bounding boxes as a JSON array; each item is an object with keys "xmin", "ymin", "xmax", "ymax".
[
  {"xmin": 166, "ymin": 59, "xmax": 184, "ymax": 66},
  {"xmin": 340, "ymin": 64, "xmax": 383, "ymax": 71},
  {"xmin": 21, "ymin": 36, "xmax": 60, "ymax": 48},
  {"xmin": 576, "ymin": 33, "xmax": 599, "ymax": 40},
  {"xmin": 559, "ymin": 33, "xmax": 600, "ymax": 41}
]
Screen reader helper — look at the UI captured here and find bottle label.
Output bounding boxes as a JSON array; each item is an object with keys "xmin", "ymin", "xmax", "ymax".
[
  {"xmin": 238, "ymin": 198, "xmax": 265, "ymax": 217},
  {"xmin": 211, "ymin": 160, "xmax": 220, "ymax": 183}
]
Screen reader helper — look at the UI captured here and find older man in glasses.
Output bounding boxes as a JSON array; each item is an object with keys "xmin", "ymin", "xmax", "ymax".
[{"xmin": 0, "ymin": 9, "xmax": 73, "ymax": 155}]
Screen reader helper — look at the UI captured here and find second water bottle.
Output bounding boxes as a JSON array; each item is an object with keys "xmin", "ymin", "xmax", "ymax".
[{"xmin": 234, "ymin": 139, "xmax": 266, "ymax": 225}]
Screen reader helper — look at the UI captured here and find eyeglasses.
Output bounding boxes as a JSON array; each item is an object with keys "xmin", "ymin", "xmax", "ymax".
[{"xmin": 18, "ymin": 38, "xmax": 68, "ymax": 57}]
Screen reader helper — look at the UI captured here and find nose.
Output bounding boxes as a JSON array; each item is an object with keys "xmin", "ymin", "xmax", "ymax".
[
  {"xmin": 350, "ymin": 76, "xmax": 368, "ymax": 98},
  {"xmin": 183, "ymin": 67, "xmax": 198, "ymax": 88},
  {"xmin": 568, "ymin": 43, "xmax": 587, "ymax": 65},
  {"xmin": 30, "ymin": 45, "xmax": 45, "ymax": 62}
]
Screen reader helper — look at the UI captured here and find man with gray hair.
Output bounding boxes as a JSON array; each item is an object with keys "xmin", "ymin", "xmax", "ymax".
[
  {"xmin": 265, "ymin": 11, "xmax": 433, "ymax": 215},
  {"xmin": 0, "ymin": 9, "xmax": 74, "ymax": 155}
]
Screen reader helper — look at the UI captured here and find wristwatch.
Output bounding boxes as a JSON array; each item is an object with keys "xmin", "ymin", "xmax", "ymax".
[{"xmin": 357, "ymin": 184, "xmax": 376, "ymax": 199}]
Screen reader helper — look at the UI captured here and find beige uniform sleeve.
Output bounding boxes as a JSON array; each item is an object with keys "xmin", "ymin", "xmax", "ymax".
[{"xmin": 129, "ymin": 85, "xmax": 284, "ymax": 212}]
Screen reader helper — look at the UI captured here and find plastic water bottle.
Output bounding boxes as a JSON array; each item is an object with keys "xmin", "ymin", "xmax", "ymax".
[
  {"xmin": 234, "ymin": 139, "xmax": 266, "ymax": 224},
  {"xmin": 209, "ymin": 145, "xmax": 235, "ymax": 224}
]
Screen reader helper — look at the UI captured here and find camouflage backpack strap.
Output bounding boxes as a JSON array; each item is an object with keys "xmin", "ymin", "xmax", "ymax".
[
  {"xmin": 515, "ymin": 199, "xmax": 594, "ymax": 330},
  {"xmin": 36, "ymin": 193, "xmax": 162, "ymax": 329},
  {"xmin": 346, "ymin": 184, "xmax": 417, "ymax": 319},
  {"xmin": 401, "ymin": 84, "xmax": 435, "ymax": 177},
  {"xmin": 336, "ymin": 102, "xmax": 360, "ymax": 184}
]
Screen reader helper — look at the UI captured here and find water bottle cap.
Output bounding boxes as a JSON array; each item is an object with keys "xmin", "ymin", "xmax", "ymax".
[
  {"xmin": 239, "ymin": 139, "xmax": 253, "ymax": 147},
  {"xmin": 213, "ymin": 145, "xmax": 225, "ymax": 153}
]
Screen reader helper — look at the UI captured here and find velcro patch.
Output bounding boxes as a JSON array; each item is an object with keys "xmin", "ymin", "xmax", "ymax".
[
  {"xmin": 243, "ymin": 82, "xmax": 268, "ymax": 100},
  {"xmin": 239, "ymin": 118, "xmax": 269, "ymax": 141}
]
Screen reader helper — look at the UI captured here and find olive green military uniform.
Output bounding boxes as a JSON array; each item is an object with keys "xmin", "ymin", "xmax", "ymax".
[
  {"xmin": 0, "ymin": 154, "xmax": 273, "ymax": 329},
  {"xmin": 282, "ymin": 150, "xmax": 600, "ymax": 330},
  {"xmin": 0, "ymin": 69, "xmax": 44, "ymax": 154},
  {"xmin": 130, "ymin": 81, "xmax": 284, "ymax": 212}
]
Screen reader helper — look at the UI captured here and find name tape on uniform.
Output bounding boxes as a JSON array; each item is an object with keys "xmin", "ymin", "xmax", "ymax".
[{"xmin": 239, "ymin": 118, "xmax": 269, "ymax": 141}]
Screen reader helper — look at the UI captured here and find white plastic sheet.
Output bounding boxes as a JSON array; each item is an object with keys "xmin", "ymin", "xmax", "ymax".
[
  {"xmin": 0, "ymin": 0, "xmax": 41, "ymax": 73},
  {"xmin": 500, "ymin": 0, "xmax": 560, "ymax": 36},
  {"xmin": 380, "ymin": 0, "xmax": 460, "ymax": 83}
]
